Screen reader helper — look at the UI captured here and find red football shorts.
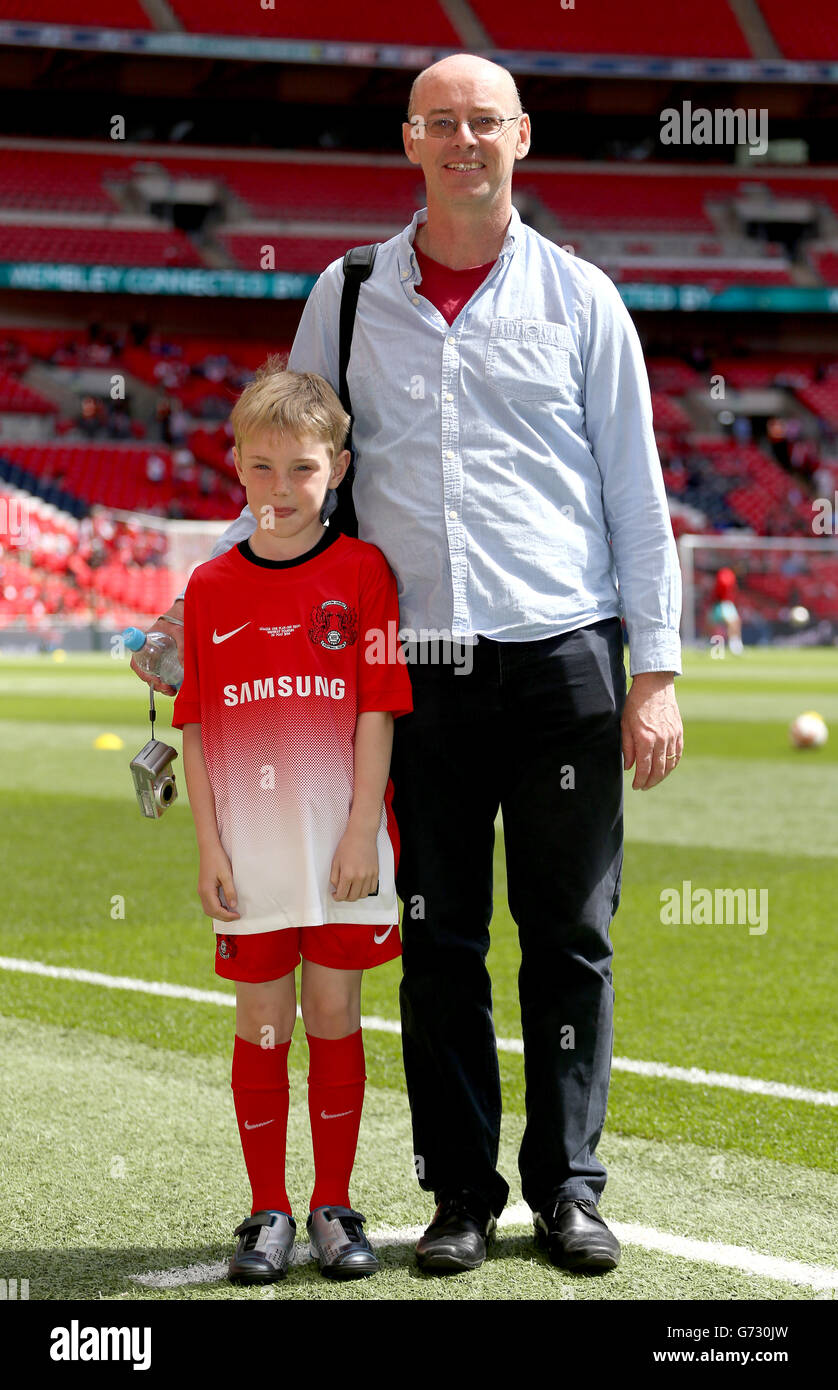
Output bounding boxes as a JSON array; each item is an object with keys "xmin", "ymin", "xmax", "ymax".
[{"xmin": 214, "ymin": 919, "xmax": 401, "ymax": 982}]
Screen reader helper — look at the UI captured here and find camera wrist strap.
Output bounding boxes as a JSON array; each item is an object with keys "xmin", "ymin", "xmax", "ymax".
[{"xmin": 148, "ymin": 684, "xmax": 156, "ymax": 740}]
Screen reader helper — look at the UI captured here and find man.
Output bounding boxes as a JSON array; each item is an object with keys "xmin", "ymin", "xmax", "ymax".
[{"xmin": 139, "ymin": 53, "xmax": 683, "ymax": 1275}]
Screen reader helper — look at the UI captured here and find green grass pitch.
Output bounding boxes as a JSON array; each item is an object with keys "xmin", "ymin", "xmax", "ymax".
[{"xmin": 0, "ymin": 645, "xmax": 836, "ymax": 1301}]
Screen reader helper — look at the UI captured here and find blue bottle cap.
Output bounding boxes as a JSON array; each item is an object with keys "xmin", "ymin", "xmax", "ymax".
[{"xmin": 122, "ymin": 627, "xmax": 147, "ymax": 652}]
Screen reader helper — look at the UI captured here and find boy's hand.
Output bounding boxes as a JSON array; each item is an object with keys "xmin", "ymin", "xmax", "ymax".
[
  {"xmin": 330, "ymin": 828, "xmax": 379, "ymax": 902},
  {"xmin": 197, "ymin": 843, "xmax": 241, "ymax": 922},
  {"xmin": 129, "ymin": 604, "xmax": 184, "ymax": 697}
]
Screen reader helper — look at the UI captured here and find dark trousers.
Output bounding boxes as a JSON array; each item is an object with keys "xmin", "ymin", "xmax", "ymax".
[{"xmin": 390, "ymin": 618, "xmax": 626, "ymax": 1218}]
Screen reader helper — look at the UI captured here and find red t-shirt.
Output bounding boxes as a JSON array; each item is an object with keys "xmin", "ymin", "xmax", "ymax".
[
  {"xmin": 713, "ymin": 567, "xmax": 737, "ymax": 602},
  {"xmin": 413, "ymin": 244, "xmax": 497, "ymax": 325},
  {"xmin": 172, "ymin": 529, "xmax": 413, "ymax": 935}
]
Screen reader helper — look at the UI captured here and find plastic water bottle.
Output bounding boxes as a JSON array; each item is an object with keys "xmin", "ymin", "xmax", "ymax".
[{"xmin": 123, "ymin": 626, "xmax": 183, "ymax": 690}]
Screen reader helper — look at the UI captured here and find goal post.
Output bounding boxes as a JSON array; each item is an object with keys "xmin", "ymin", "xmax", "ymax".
[{"xmin": 678, "ymin": 533, "xmax": 838, "ymax": 646}]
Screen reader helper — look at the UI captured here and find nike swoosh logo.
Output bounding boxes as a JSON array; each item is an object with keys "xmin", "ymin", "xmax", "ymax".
[
  {"xmin": 373, "ymin": 923, "xmax": 394, "ymax": 945},
  {"xmin": 321, "ymin": 1109, "xmax": 353, "ymax": 1120},
  {"xmin": 244, "ymin": 1118, "xmax": 275, "ymax": 1130},
  {"xmin": 213, "ymin": 622, "xmax": 251, "ymax": 644}
]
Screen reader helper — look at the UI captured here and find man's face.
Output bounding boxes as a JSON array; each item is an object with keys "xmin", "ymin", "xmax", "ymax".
[
  {"xmin": 402, "ymin": 67, "xmax": 530, "ymax": 209},
  {"xmin": 233, "ymin": 429, "xmax": 348, "ymax": 539}
]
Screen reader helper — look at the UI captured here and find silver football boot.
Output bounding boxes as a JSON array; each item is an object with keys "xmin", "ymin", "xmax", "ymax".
[
  {"xmin": 306, "ymin": 1205, "xmax": 379, "ymax": 1279},
  {"xmin": 228, "ymin": 1210, "xmax": 296, "ymax": 1282}
]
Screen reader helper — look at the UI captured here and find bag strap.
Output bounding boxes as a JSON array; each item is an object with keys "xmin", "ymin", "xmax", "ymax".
[
  {"xmin": 333, "ymin": 242, "xmax": 379, "ymax": 537},
  {"xmin": 338, "ymin": 242, "xmax": 379, "ymax": 418}
]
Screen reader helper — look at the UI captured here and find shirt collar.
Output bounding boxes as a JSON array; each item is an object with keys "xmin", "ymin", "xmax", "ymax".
[{"xmin": 397, "ymin": 203, "xmax": 521, "ymax": 285}]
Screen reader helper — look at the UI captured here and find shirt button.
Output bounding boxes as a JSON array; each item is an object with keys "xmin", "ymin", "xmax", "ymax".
[
  {"xmin": 401, "ymin": 269, "xmax": 410, "ymax": 279},
  {"xmin": 446, "ymin": 450, "xmax": 454, "ymax": 459},
  {"xmin": 411, "ymin": 296, "xmax": 420, "ymax": 305},
  {"xmin": 448, "ymin": 510, "xmax": 457, "ymax": 520},
  {"xmin": 445, "ymin": 392, "xmax": 454, "ymax": 401},
  {"xmin": 447, "ymin": 335, "xmax": 456, "ymax": 345}
]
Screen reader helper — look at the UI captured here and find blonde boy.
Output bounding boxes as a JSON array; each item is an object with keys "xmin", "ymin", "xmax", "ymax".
[{"xmin": 172, "ymin": 362, "xmax": 412, "ymax": 1281}]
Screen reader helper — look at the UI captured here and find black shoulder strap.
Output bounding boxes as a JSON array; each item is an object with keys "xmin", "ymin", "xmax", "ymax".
[
  {"xmin": 333, "ymin": 242, "xmax": 379, "ymax": 538},
  {"xmin": 338, "ymin": 242, "xmax": 379, "ymax": 417}
]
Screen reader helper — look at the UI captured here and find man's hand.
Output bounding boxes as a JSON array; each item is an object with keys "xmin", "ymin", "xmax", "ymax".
[
  {"xmin": 621, "ymin": 670, "xmax": 683, "ymax": 791},
  {"xmin": 330, "ymin": 827, "xmax": 379, "ymax": 903},
  {"xmin": 129, "ymin": 600, "xmax": 184, "ymax": 696}
]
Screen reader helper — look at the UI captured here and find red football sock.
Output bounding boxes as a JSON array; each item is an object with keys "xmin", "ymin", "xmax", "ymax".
[
  {"xmin": 231, "ymin": 1034, "xmax": 292, "ymax": 1217},
  {"xmin": 306, "ymin": 1029, "xmax": 366, "ymax": 1211}
]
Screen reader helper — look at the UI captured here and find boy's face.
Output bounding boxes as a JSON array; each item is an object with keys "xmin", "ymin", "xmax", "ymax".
[{"xmin": 233, "ymin": 429, "xmax": 349, "ymax": 549}]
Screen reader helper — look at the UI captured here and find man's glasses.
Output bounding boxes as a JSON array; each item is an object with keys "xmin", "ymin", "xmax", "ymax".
[{"xmin": 410, "ymin": 115, "xmax": 522, "ymax": 139}]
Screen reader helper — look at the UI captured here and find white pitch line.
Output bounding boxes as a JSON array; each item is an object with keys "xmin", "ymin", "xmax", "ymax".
[
  {"xmin": 2, "ymin": 955, "xmax": 836, "ymax": 1107},
  {"xmin": 129, "ymin": 1203, "xmax": 838, "ymax": 1291}
]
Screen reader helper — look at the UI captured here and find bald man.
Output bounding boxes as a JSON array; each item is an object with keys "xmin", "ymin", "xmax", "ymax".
[{"xmin": 145, "ymin": 52, "xmax": 683, "ymax": 1276}]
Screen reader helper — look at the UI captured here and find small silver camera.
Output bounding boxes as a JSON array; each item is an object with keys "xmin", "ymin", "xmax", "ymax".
[{"xmin": 130, "ymin": 738, "xmax": 179, "ymax": 818}]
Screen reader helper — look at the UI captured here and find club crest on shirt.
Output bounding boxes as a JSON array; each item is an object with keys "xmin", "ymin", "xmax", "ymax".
[
  {"xmin": 308, "ymin": 599, "xmax": 359, "ymax": 651},
  {"xmin": 217, "ymin": 935, "xmax": 237, "ymax": 959}
]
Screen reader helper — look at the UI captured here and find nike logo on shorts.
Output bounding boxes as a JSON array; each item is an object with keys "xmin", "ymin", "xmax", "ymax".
[
  {"xmin": 213, "ymin": 622, "xmax": 251, "ymax": 644},
  {"xmin": 373, "ymin": 923, "xmax": 394, "ymax": 945},
  {"xmin": 321, "ymin": 1109, "xmax": 354, "ymax": 1120},
  {"xmin": 244, "ymin": 1118, "xmax": 275, "ymax": 1130}
]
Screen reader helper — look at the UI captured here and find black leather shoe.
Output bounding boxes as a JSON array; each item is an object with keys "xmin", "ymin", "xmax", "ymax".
[
  {"xmin": 415, "ymin": 1190, "xmax": 497, "ymax": 1273},
  {"xmin": 534, "ymin": 1199, "xmax": 620, "ymax": 1271}
]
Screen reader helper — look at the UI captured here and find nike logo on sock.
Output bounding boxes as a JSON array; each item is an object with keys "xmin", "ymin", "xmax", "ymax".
[
  {"xmin": 320, "ymin": 1109, "xmax": 354, "ymax": 1120},
  {"xmin": 244, "ymin": 1118, "xmax": 275, "ymax": 1129}
]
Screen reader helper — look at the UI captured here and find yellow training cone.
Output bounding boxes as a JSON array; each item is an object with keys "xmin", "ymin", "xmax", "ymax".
[{"xmin": 94, "ymin": 733, "xmax": 124, "ymax": 750}]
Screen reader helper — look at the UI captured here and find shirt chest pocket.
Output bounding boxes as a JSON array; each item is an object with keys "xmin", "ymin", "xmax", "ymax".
[{"xmin": 484, "ymin": 318, "xmax": 573, "ymax": 401}]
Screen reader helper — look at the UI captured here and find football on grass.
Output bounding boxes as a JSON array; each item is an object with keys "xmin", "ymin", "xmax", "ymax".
[{"xmin": 789, "ymin": 711, "xmax": 828, "ymax": 748}]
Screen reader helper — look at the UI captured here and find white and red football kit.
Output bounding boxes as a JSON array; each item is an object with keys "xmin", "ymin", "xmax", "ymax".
[{"xmin": 172, "ymin": 528, "xmax": 413, "ymax": 937}]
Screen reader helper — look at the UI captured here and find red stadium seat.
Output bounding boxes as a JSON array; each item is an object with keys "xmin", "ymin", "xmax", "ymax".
[
  {"xmin": 470, "ymin": 0, "xmax": 751, "ymax": 57},
  {"xmin": 0, "ymin": 224, "xmax": 201, "ymax": 268},
  {"xmin": 757, "ymin": 0, "xmax": 838, "ymax": 61},
  {"xmin": 165, "ymin": 0, "xmax": 460, "ymax": 43},
  {"xmin": 0, "ymin": 2, "xmax": 152, "ymax": 27}
]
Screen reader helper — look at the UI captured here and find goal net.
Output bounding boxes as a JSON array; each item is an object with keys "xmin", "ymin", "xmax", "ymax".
[{"xmin": 678, "ymin": 534, "xmax": 838, "ymax": 647}]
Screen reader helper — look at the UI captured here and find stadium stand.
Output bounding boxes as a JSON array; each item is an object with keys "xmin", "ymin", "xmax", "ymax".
[
  {"xmin": 0, "ymin": 1, "xmax": 152, "ymax": 26},
  {"xmin": 165, "ymin": 0, "xmax": 461, "ymax": 44},
  {"xmin": 0, "ymin": 148, "xmax": 124, "ymax": 214},
  {"xmin": 808, "ymin": 247, "xmax": 838, "ymax": 286},
  {"xmin": 0, "ymin": 225, "xmax": 203, "ymax": 268},
  {"xmin": 470, "ymin": 0, "xmax": 751, "ymax": 58},
  {"xmin": 756, "ymin": 0, "xmax": 838, "ymax": 61}
]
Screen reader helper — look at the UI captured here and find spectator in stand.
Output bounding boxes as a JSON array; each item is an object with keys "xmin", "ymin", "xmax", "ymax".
[
  {"xmin": 732, "ymin": 414, "xmax": 751, "ymax": 444},
  {"xmin": 145, "ymin": 453, "xmax": 167, "ymax": 485},
  {"xmin": 78, "ymin": 395, "xmax": 105, "ymax": 439},
  {"xmin": 813, "ymin": 463, "xmax": 835, "ymax": 501},
  {"xmin": 170, "ymin": 404, "xmax": 191, "ymax": 447},
  {"xmin": 108, "ymin": 402, "xmax": 132, "ymax": 441},
  {"xmin": 198, "ymin": 353, "xmax": 231, "ymax": 384},
  {"xmin": 154, "ymin": 359, "xmax": 188, "ymax": 392},
  {"xmin": 156, "ymin": 395, "xmax": 173, "ymax": 445},
  {"xmin": 172, "ymin": 447, "xmax": 197, "ymax": 488}
]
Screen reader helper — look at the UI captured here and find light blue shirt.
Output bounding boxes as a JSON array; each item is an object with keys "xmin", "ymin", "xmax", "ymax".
[{"xmin": 207, "ymin": 205, "xmax": 681, "ymax": 675}]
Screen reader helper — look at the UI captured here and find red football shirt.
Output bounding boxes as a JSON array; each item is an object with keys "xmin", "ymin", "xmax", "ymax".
[{"xmin": 172, "ymin": 529, "xmax": 413, "ymax": 935}]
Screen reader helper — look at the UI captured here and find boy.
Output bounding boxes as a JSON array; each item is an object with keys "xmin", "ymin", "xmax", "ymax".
[{"xmin": 172, "ymin": 362, "xmax": 413, "ymax": 1282}]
